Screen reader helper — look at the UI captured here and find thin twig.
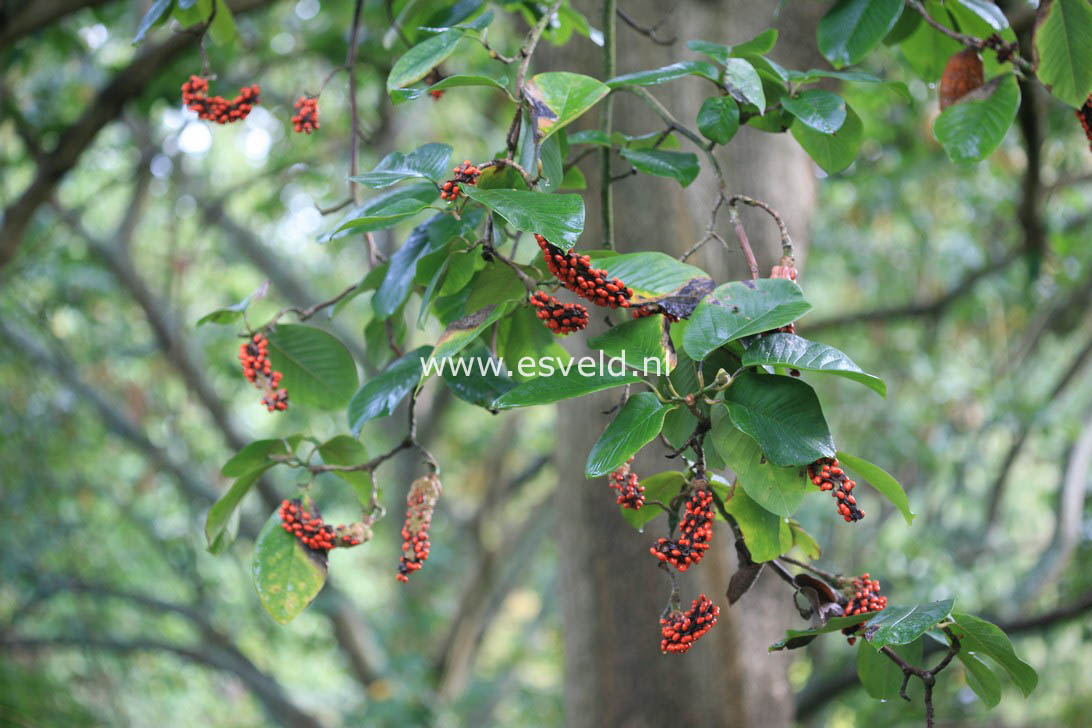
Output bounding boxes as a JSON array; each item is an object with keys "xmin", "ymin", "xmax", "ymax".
[
  {"xmin": 904, "ymin": 0, "xmax": 1032, "ymax": 74},
  {"xmin": 601, "ymin": 0, "xmax": 617, "ymax": 248},
  {"xmin": 346, "ymin": 0, "xmax": 364, "ymax": 202},
  {"xmin": 616, "ymin": 6, "xmax": 676, "ymax": 46}
]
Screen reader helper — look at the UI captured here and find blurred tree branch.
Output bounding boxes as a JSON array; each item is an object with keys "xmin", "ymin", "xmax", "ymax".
[{"xmin": 0, "ymin": 0, "xmax": 110, "ymax": 47}]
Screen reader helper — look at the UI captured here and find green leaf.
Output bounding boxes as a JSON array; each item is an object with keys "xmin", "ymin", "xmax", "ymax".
[
  {"xmin": 710, "ymin": 406, "xmax": 811, "ymax": 517},
  {"xmin": 221, "ymin": 438, "xmax": 294, "ymax": 477},
  {"xmin": 347, "ymin": 345, "xmax": 431, "ymax": 435},
  {"xmin": 949, "ymin": 613, "xmax": 1038, "ymax": 696},
  {"xmin": 585, "ymin": 393, "xmax": 674, "ymax": 477},
  {"xmin": 742, "ymin": 333, "xmax": 886, "ymax": 396},
  {"xmin": 682, "ymin": 278, "xmax": 812, "ymax": 361},
  {"xmin": 330, "ymin": 182, "xmax": 438, "ymax": 236},
  {"xmin": 865, "ymin": 599, "xmax": 954, "ymax": 649},
  {"xmin": 697, "ymin": 96, "xmax": 740, "ymax": 144},
  {"xmin": 619, "ymin": 471, "xmax": 686, "ymax": 530},
  {"xmin": 266, "ymin": 325, "xmax": 359, "ymax": 410},
  {"xmin": 433, "ymin": 303, "xmax": 512, "ymax": 361},
  {"xmin": 781, "ymin": 90, "xmax": 848, "ymax": 134},
  {"xmin": 316, "ymin": 435, "xmax": 372, "ymax": 507},
  {"xmin": 858, "ymin": 638, "xmax": 923, "ymax": 700},
  {"xmin": 196, "ymin": 286, "xmax": 262, "ymax": 327},
  {"xmin": 464, "ymin": 263, "xmax": 526, "ymax": 312},
  {"xmin": 567, "ymin": 129, "xmax": 612, "ymax": 146},
  {"xmin": 818, "ymin": 0, "xmax": 904, "ymax": 68},
  {"xmin": 134, "ymin": 0, "xmax": 173, "ymax": 44},
  {"xmin": 374, "ymin": 215, "xmax": 444, "ymax": 317},
  {"xmin": 441, "ymin": 346, "xmax": 516, "ymax": 409},
  {"xmin": 205, "ymin": 467, "xmax": 270, "ymax": 550},
  {"xmin": 618, "ymin": 148, "xmax": 700, "ymax": 187},
  {"xmin": 1034, "ymin": 0, "xmax": 1092, "ymax": 108},
  {"xmin": 791, "ymin": 104, "xmax": 863, "ymax": 174},
  {"xmin": 934, "ymin": 75, "xmax": 1021, "ymax": 164},
  {"xmin": 492, "ymin": 370, "xmax": 639, "ymax": 409},
  {"xmin": 207, "ymin": 0, "xmax": 234, "ymax": 44},
  {"xmin": 899, "ymin": 1, "xmax": 962, "ymax": 82},
  {"xmin": 952, "ymin": 0, "xmax": 1011, "ymax": 32},
  {"xmin": 587, "ymin": 315, "xmax": 671, "ymax": 375},
  {"xmin": 387, "ymin": 29, "xmax": 462, "ymax": 91},
  {"xmin": 719, "ymin": 485, "xmax": 792, "ymax": 562},
  {"xmin": 958, "ymin": 651, "xmax": 1003, "ymax": 708},
  {"xmin": 731, "ymin": 29, "xmax": 778, "ymax": 57},
  {"xmin": 589, "ymin": 252, "xmax": 712, "ymax": 305},
  {"xmin": 723, "ymin": 58, "xmax": 765, "ymax": 109},
  {"xmin": 788, "ymin": 68, "xmax": 911, "ymax": 100},
  {"xmin": 350, "ymin": 143, "xmax": 453, "ymax": 188},
  {"xmin": 428, "ymin": 74, "xmax": 510, "ymax": 95},
  {"xmin": 836, "ymin": 451, "xmax": 915, "ymax": 524},
  {"xmin": 460, "ymin": 186, "xmax": 585, "ymax": 250},
  {"xmin": 606, "ymin": 61, "xmax": 719, "ymax": 88},
  {"xmin": 724, "ymin": 372, "xmax": 836, "ymax": 466},
  {"xmin": 788, "ymin": 518, "xmax": 821, "ymax": 559},
  {"xmin": 524, "ymin": 71, "xmax": 610, "ymax": 141},
  {"xmin": 252, "ymin": 508, "xmax": 327, "ymax": 624},
  {"xmin": 769, "ymin": 613, "xmax": 876, "ymax": 651},
  {"xmin": 496, "ymin": 307, "xmax": 571, "ymax": 382},
  {"xmin": 560, "ymin": 165, "xmax": 587, "ymax": 190},
  {"xmin": 687, "ymin": 39, "xmax": 733, "ymax": 63}
]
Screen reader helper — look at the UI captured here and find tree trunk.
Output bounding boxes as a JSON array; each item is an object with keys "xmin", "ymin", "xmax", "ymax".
[{"xmin": 549, "ymin": 2, "xmax": 823, "ymax": 725}]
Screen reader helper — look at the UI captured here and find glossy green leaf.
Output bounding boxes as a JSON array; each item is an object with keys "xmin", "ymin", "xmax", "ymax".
[
  {"xmin": 588, "ymin": 315, "xmax": 671, "ymax": 375},
  {"xmin": 525, "ymin": 71, "xmax": 610, "ymax": 140},
  {"xmin": 949, "ymin": 613, "xmax": 1038, "ymax": 696},
  {"xmin": 687, "ymin": 39, "xmax": 733, "ymax": 63},
  {"xmin": 560, "ymin": 165, "xmax": 586, "ymax": 190},
  {"xmin": 252, "ymin": 508, "xmax": 327, "ymax": 624},
  {"xmin": 934, "ymin": 75, "xmax": 1021, "ymax": 164},
  {"xmin": 347, "ymin": 345, "xmax": 431, "ymax": 435},
  {"xmin": 316, "ymin": 435, "xmax": 372, "ymax": 507},
  {"xmin": 221, "ymin": 437, "xmax": 295, "ymax": 477},
  {"xmin": 432, "ymin": 303, "xmax": 511, "ymax": 361},
  {"xmin": 723, "ymin": 58, "xmax": 765, "ymax": 109},
  {"xmin": 724, "ymin": 372, "xmax": 836, "ymax": 466},
  {"xmin": 375, "ymin": 215, "xmax": 443, "ymax": 317},
  {"xmin": 1034, "ymin": 0, "xmax": 1092, "ymax": 108},
  {"xmin": 818, "ymin": 0, "xmax": 904, "ymax": 68},
  {"xmin": 769, "ymin": 613, "xmax": 876, "ymax": 651},
  {"xmin": 205, "ymin": 467, "xmax": 270, "ymax": 550},
  {"xmin": 952, "ymin": 0, "xmax": 1010, "ymax": 31},
  {"xmin": 682, "ymin": 278, "xmax": 812, "ymax": 361},
  {"xmin": 387, "ymin": 30, "xmax": 462, "ymax": 90},
  {"xmin": 710, "ymin": 406, "xmax": 811, "ymax": 516},
  {"xmin": 330, "ymin": 182, "xmax": 438, "ymax": 236},
  {"xmin": 585, "ymin": 393, "xmax": 674, "ymax": 477},
  {"xmin": 731, "ymin": 29, "xmax": 778, "ymax": 57},
  {"xmin": 697, "ymin": 96, "xmax": 740, "ymax": 144},
  {"xmin": 589, "ymin": 252, "xmax": 710, "ymax": 302},
  {"xmin": 492, "ymin": 370, "xmax": 639, "ymax": 409},
  {"xmin": 133, "ymin": 0, "xmax": 173, "ymax": 44},
  {"xmin": 496, "ymin": 307, "xmax": 571, "ymax": 382},
  {"xmin": 791, "ymin": 104, "xmax": 863, "ymax": 174},
  {"xmin": 836, "ymin": 450, "xmax": 915, "ymax": 524},
  {"xmin": 899, "ymin": 1, "xmax": 962, "ymax": 81},
  {"xmin": 781, "ymin": 90, "xmax": 847, "ymax": 134},
  {"xmin": 742, "ymin": 332, "xmax": 886, "ymax": 396},
  {"xmin": 440, "ymin": 344, "xmax": 515, "ymax": 408},
  {"xmin": 620, "ymin": 471, "xmax": 686, "ymax": 530},
  {"xmin": 787, "ymin": 68, "xmax": 911, "ymax": 100},
  {"xmin": 350, "ymin": 143, "xmax": 452, "ymax": 187},
  {"xmin": 266, "ymin": 325, "xmax": 358, "ymax": 410},
  {"xmin": 464, "ymin": 263, "xmax": 526, "ymax": 312},
  {"xmin": 428, "ymin": 74, "xmax": 510, "ymax": 95},
  {"xmin": 719, "ymin": 486, "xmax": 793, "ymax": 562},
  {"xmin": 788, "ymin": 518, "xmax": 821, "ymax": 559},
  {"xmin": 606, "ymin": 61, "xmax": 719, "ymax": 88},
  {"xmin": 959, "ymin": 651, "xmax": 1003, "ymax": 708},
  {"xmin": 865, "ymin": 599, "xmax": 954, "ymax": 649},
  {"xmin": 618, "ymin": 148, "xmax": 700, "ymax": 187},
  {"xmin": 858, "ymin": 638, "xmax": 923, "ymax": 700},
  {"xmin": 460, "ymin": 186, "xmax": 585, "ymax": 250}
]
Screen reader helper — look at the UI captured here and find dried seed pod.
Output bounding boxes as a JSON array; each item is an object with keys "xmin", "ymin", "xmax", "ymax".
[{"xmin": 396, "ymin": 474, "xmax": 442, "ymax": 582}]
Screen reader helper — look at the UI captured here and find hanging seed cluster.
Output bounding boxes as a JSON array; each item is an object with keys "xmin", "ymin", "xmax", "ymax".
[
  {"xmin": 660, "ymin": 594, "xmax": 720, "ymax": 654},
  {"xmin": 291, "ymin": 96, "xmax": 320, "ymax": 134},
  {"xmin": 181, "ymin": 75, "xmax": 260, "ymax": 124},
  {"xmin": 841, "ymin": 572, "xmax": 888, "ymax": 644},
  {"xmin": 279, "ymin": 499, "xmax": 365, "ymax": 551},
  {"xmin": 396, "ymin": 474, "xmax": 442, "ymax": 583},
  {"xmin": 608, "ymin": 458, "xmax": 645, "ymax": 509},
  {"xmin": 1078, "ymin": 96, "xmax": 1092, "ymax": 154},
  {"xmin": 650, "ymin": 488, "xmax": 714, "ymax": 571},
  {"xmin": 238, "ymin": 333, "xmax": 288, "ymax": 412},
  {"xmin": 529, "ymin": 291, "xmax": 589, "ymax": 335},
  {"xmin": 808, "ymin": 458, "xmax": 864, "ymax": 523},
  {"xmin": 440, "ymin": 161, "xmax": 480, "ymax": 201},
  {"xmin": 535, "ymin": 234, "xmax": 634, "ymax": 309}
]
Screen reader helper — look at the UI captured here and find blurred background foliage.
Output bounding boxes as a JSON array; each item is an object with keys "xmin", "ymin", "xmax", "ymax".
[{"xmin": 1, "ymin": 1, "xmax": 1090, "ymax": 727}]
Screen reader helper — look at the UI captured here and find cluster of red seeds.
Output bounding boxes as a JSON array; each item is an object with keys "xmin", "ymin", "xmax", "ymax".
[
  {"xmin": 181, "ymin": 75, "xmax": 260, "ymax": 124},
  {"xmin": 535, "ymin": 234, "xmax": 634, "ymax": 309},
  {"xmin": 278, "ymin": 499, "xmax": 365, "ymax": 551},
  {"xmin": 841, "ymin": 572, "xmax": 888, "ymax": 644},
  {"xmin": 808, "ymin": 457, "xmax": 864, "ymax": 523},
  {"xmin": 291, "ymin": 96, "xmax": 319, "ymax": 134},
  {"xmin": 660, "ymin": 594, "xmax": 720, "ymax": 654},
  {"xmin": 529, "ymin": 291, "xmax": 589, "ymax": 335},
  {"xmin": 608, "ymin": 457, "xmax": 645, "ymax": 509},
  {"xmin": 1077, "ymin": 96, "xmax": 1092, "ymax": 153},
  {"xmin": 238, "ymin": 333, "xmax": 288, "ymax": 412},
  {"xmin": 397, "ymin": 474, "xmax": 442, "ymax": 583},
  {"xmin": 440, "ymin": 161, "xmax": 481, "ymax": 201},
  {"xmin": 650, "ymin": 488, "xmax": 714, "ymax": 571},
  {"xmin": 630, "ymin": 302, "xmax": 675, "ymax": 321}
]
